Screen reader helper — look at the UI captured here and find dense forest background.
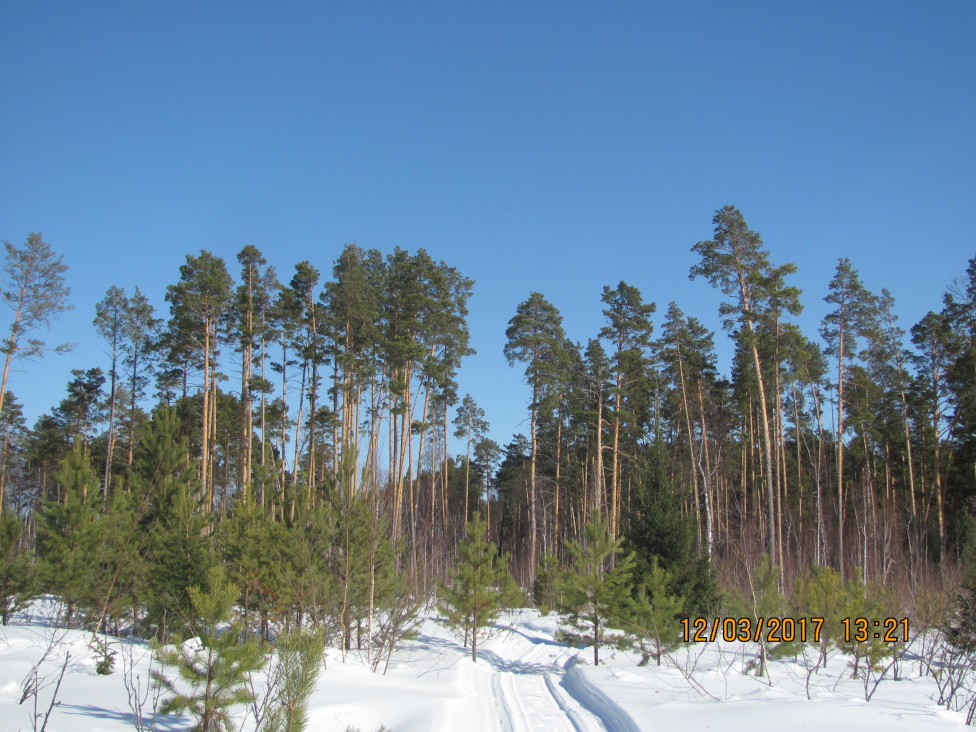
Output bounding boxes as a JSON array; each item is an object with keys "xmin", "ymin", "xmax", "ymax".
[{"xmin": 2, "ymin": 205, "xmax": 975, "ymax": 641}]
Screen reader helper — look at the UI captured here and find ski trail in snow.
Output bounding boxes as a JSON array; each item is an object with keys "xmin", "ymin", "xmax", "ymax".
[
  {"xmin": 475, "ymin": 623, "xmax": 615, "ymax": 732},
  {"xmin": 544, "ymin": 673, "xmax": 599, "ymax": 732},
  {"xmin": 560, "ymin": 659, "xmax": 640, "ymax": 732},
  {"xmin": 490, "ymin": 669, "xmax": 517, "ymax": 732}
]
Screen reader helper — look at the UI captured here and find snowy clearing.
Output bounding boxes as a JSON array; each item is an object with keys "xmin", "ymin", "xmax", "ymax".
[{"xmin": 0, "ymin": 603, "xmax": 968, "ymax": 731}]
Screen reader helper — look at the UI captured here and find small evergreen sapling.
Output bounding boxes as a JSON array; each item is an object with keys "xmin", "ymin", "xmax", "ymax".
[
  {"xmin": 36, "ymin": 446, "xmax": 101, "ymax": 626},
  {"xmin": 736, "ymin": 554, "xmax": 785, "ymax": 679},
  {"xmin": 153, "ymin": 567, "xmax": 266, "ymax": 732},
  {"xmin": 840, "ymin": 571, "xmax": 900, "ymax": 681},
  {"xmin": 255, "ymin": 630, "xmax": 324, "ymax": 732},
  {"xmin": 532, "ymin": 553, "xmax": 563, "ymax": 615},
  {"xmin": 558, "ymin": 512, "xmax": 635, "ymax": 666},
  {"xmin": 625, "ymin": 559, "xmax": 685, "ymax": 666},
  {"xmin": 439, "ymin": 514, "xmax": 521, "ymax": 662},
  {"xmin": 791, "ymin": 565, "xmax": 847, "ymax": 669}
]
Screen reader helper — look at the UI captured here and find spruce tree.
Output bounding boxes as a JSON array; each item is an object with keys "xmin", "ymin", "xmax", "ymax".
[
  {"xmin": 558, "ymin": 511, "xmax": 634, "ymax": 666},
  {"xmin": 624, "ymin": 450, "xmax": 717, "ymax": 616},
  {"xmin": 153, "ymin": 567, "xmax": 266, "ymax": 732},
  {"xmin": 439, "ymin": 513, "xmax": 520, "ymax": 662}
]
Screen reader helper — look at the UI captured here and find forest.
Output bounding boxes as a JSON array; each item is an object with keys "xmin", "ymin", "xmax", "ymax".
[{"xmin": 2, "ymin": 205, "xmax": 976, "ymax": 726}]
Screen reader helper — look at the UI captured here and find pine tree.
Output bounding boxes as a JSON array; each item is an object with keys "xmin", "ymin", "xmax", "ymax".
[
  {"xmin": 736, "ymin": 554, "xmax": 785, "ymax": 678},
  {"xmin": 329, "ymin": 488, "xmax": 401, "ymax": 657},
  {"xmin": 690, "ymin": 206, "xmax": 801, "ymax": 568},
  {"xmin": 287, "ymin": 500, "xmax": 335, "ymax": 628},
  {"xmin": 232, "ymin": 245, "xmax": 276, "ymax": 505},
  {"xmin": 839, "ymin": 571, "xmax": 899, "ymax": 678},
  {"xmin": 558, "ymin": 511, "xmax": 634, "ymax": 666},
  {"xmin": 625, "ymin": 559, "xmax": 684, "ymax": 666},
  {"xmin": 599, "ymin": 281, "xmax": 655, "ymax": 540},
  {"xmin": 94, "ymin": 286, "xmax": 129, "ymax": 497},
  {"xmin": 0, "ymin": 510, "xmax": 35, "ymax": 625},
  {"xmin": 439, "ymin": 514, "xmax": 520, "ymax": 662},
  {"xmin": 504, "ymin": 292, "xmax": 568, "ymax": 580},
  {"xmin": 532, "ymin": 553, "xmax": 564, "ymax": 615},
  {"xmin": 218, "ymin": 499, "xmax": 291, "ymax": 640},
  {"xmin": 36, "ymin": 444, "xmax": 100, "ymax": 625},
  {"xmin": 153, "ymin": 567, "xmax": 266, "ymax": 732},
  {"xmin": 0, "ymin": 233, "xmax": 73, "ymax": 437},
  {"xmin": 121, "ymin": 286, "xmax": 161, "ymax": 478},
  {"xmin": 165, "ymin": 251, "xmax": 233, "ymax": 511},
  {"xmin": 453, "ymin": 394, "xmax": 489, "ymax": 523},
  {"xmin": 942, "ymin": 257, "xmax": 976, "ymax": 535},
  {"xmin": 57, "ymin": 367, "xmax": 105, "ymax": 452},
  {"xmin": 284, "ymin": 261, "xmax": 327, "ymax": 507},
  {"xmin": 658, "ymin": 302, "xmax": 719, "ymax": 557},
  {"xmin": 0, "ymin": 391, "xmax": 27, "ymax": 513},
  {"xmin": 323, "ymin": 244, "xmax": 382, "ymax": 491},
  {"xmin": 88, "ymin": 488, "xmax": 147, "ymax": 636},
  {"xmin": 791, "ymin": 565, "xmax": 847, "ymax": 668},
  {"xmin": 146, "ymin": 481, "xmax": 212, "ymax": 640},
  {"xmin": 258, "ymin": 630, "xmax": 324, "ymax": 732},
  {"xmin": 910, "ymin": 310, "xmax": 955, "ymax": 559},
  {"xmin": 138, "ymin": 408, "xmax": 213, "ymax": 640},
  {"xmin": 821, "ymin": 257, "xmax": 878, "ymax": 576}
]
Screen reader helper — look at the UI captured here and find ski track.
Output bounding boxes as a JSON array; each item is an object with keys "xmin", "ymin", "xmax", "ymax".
[
  {"xmin": 560, "ymin": 660, "xmax": 641, "ymax": 732},
  {"xmin": 475, "ymin": 622, "xmax": 642, "ymax": 732}
]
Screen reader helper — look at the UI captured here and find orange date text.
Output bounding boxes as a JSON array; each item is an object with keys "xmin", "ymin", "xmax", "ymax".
[{"xmin": 680, "ymin": 617, "xmax": 824, "ymax": 644}]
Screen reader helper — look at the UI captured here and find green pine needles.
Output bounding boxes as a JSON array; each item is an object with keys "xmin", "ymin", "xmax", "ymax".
[
  {"xmin": 439, "ymin": 514, "xmax": 521, "ymax": 662},
  {"xmin": 153, "ymin": 567, "xmax": 266, "ymax": 732},
  {"xmin": 624, "ymin": 559, "xmax": 685, "ymax": 667},
  {"xmin": 257, "ymin": 630, "xmax": 324, "ymax": 732},
  {"xmin": 557, "ymin": 512, "xmax": 634, "ymax": 666}
]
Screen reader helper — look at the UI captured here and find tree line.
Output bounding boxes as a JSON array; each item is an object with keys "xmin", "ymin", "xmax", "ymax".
[{"xmin": 1, "ymin": 204, "xmax": 975, "ymax": 634}]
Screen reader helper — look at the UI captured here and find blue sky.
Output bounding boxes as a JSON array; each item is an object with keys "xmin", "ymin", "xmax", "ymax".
[{"xmin": 1, "ymin": 1, "xmax": 974, "ymax": 450}]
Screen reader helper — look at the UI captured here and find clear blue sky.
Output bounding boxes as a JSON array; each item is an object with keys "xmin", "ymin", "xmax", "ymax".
[{"xmin": 1, "ymin": 1, "xmax": 974, "ymax": 450}]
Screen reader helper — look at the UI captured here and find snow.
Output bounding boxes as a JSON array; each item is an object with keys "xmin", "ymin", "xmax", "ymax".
[{"xmin": 0, "ymin": 602, "xmax": 968, "ymax": 731}]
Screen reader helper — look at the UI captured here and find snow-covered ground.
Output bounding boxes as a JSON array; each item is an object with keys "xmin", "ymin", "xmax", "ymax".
[{"xmin": 0, "ymin": 602, "xmax": 968, "ymax": 731}]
